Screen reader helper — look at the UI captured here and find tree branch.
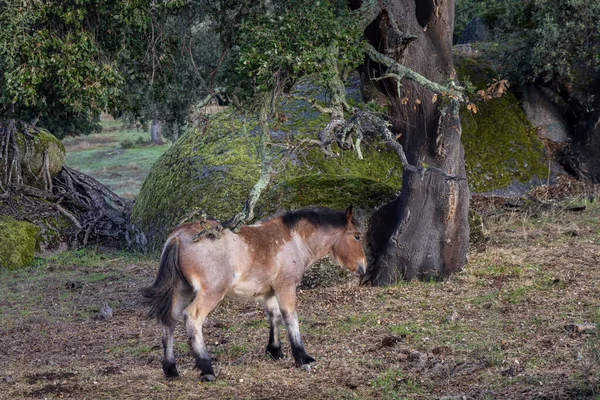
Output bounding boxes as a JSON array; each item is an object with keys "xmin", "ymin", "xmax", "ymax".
[{"xmin": 363, "ymin": 43, "xmax": 465, "ymax": 102}]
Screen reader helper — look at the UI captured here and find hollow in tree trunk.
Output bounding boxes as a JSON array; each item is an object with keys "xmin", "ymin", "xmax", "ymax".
[{"xmin": 363, "ymin": 0, "xmax": 470, "ymax": 283}]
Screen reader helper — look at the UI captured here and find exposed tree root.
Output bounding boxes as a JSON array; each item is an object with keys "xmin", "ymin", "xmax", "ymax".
[{"xmin": 1, "ymin": 121, "xmax": 133, "ymax": 248}]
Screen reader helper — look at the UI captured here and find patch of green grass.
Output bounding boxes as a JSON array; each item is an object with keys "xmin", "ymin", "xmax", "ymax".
[
  {"xmin": 337, "ymin": 312, "xmax": 381, "ymax": 333},
  {"xmin": 501, "ymin": 285, "xmax": 532, "ymax": 304},
  {"xmin": 66, "ymin": 142, "xmax": 170, "ymax": 198},
  {"xmin": 213, "ymin": 344, "xmax": 247, "ymax": 359},
  {"xmin": 84, "ymin": 272, "xmax": 108, "ymax": 283},
  {"xmin": 243, "ymin": 319, "xmax": 268, "ymax": 329},
  {"xmin": 33, "ymin": 248, "xmax": 105, "ymax": 268},
  {"xmin": 472, "ymin": 263, "xmax": 524, "ymax": 279},
  {"xmin": 62, "ymin": 127, "xmax": 170, "ymax": 198},
  {"xmin": 471, "ymin": 290, "xmax": 500, "ymax": 306},
  {"xmin": 372, "ymin": 369, "xmax": 422, "ymax": 399},
  {"xmin": 389, "ymin": 323, "xmax": 421, "ymax": 337}
]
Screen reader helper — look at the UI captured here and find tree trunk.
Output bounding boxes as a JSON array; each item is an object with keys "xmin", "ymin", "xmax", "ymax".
[
  {"xmin": 560, "ymin": 76, "xmax": 600, "ymax": 183},
  {"xmin": 150, "ymin": 119, "xmax": 164, "ymax": 145},
  {"xmin": 363, "ymin": 0, "xmax": 470, "ymax": 283}
]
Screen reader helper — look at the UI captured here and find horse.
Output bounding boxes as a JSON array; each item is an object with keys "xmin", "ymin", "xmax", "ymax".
[{"xmin": 142, "ymin": 206, "xmax": 366, "ymax": 381}]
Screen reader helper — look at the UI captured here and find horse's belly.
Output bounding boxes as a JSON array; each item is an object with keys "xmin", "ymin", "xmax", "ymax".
[{"xmin": 227, "ymin": 277, "xmax": 270, "ymax": 298}]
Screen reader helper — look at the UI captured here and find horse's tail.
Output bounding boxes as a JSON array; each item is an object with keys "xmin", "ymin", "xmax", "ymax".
[{"xmin": 141, "ymin": 236, "xmax": 186, "ymax": 325}]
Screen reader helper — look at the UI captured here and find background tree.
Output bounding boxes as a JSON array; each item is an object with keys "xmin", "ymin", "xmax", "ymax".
[
  {"xmin": 0, "ymin": 0, "xmax": 150, "ymax": 138},
  {"xmin": 118, "ymin": 1, "xmax": 222, "ymax": 142},
  {"xmin": 358, "ymin": 0, "xmax": 469, "ymax": 283}
]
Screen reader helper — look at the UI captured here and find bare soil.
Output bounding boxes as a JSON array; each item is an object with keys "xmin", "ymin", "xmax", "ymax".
[{"xmin": 1, "ymin": 186, "xmax": 599, "ymax": 399}]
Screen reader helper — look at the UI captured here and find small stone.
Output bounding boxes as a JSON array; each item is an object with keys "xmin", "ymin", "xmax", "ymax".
[{"xmin": 3, "ymin": 376, "xmax": 15, "ymax": 384}]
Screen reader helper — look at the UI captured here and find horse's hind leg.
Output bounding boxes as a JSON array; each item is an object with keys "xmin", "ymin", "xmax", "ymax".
[
  {"xmin": 263, "ymin": 294, "xmax": 284, "ymax": 360},
  {"xmin": 162, "ymin": 286, "xmax": 192, "ymax": 378},
  {"xmin": 184, "ymin": 291, "xmax": 223, "ymax": 381},
  {"xmin": 162, "ymin": 324, "xmax": 178, "ymax": 377},
  {"xmin": 275, "ymin": 287, "xmax": 316, "ymax": 367}
]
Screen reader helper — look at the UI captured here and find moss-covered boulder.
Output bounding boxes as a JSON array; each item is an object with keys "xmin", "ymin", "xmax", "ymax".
[
  {"xmin": 131, "ymin": 80, "xmax": 403, "ymax": 252},
  {"xmin": 1, "ymin": 128, "xmax": 66, "ymax": 189},
  {"xmin": 456, "ymin": 56, "xmax": 547, "ymax": 194},
  {"xmin": 0, "ymin": 216, "xmax": 41, "ymax": 269}
]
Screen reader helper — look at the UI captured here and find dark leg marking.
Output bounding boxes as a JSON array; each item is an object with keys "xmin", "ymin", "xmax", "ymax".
[
  {"xmin": 264, "ymin": 294, "xmax": 285, "ymax": 361},
  {"xmin": 162, "ymin": 359, "xmax": 179, "ymax": 378},
  {"xmin": 281, "ymin": 309, "xmax": 315, "ymax": 367}
]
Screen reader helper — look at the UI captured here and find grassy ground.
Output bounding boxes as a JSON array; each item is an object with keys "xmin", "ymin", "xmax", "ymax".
[
  {"xmin": 1, "ymin": 190, "xmax": 599, "ymax": 399},
  {"xmin": 62, "ymin": 121, "xmax": 171, "ymax": 198}
]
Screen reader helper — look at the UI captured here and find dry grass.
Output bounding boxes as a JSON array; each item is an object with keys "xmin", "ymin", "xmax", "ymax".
[{"xmin": 0, "ymin": 186, "xmax": 599, "ymax": 399}]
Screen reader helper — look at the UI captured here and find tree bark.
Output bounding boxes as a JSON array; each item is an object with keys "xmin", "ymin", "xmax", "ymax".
[
  {"xmin": 150, "ymin": 119, "xmax": 164, "ymax": 145},
  {"xmin": 362, "ymin": 0, "xmax": 470, "ymax": 283},
  {"xmin": 560, "ymin": 76, "xmax": 600, "ymax": 183}
]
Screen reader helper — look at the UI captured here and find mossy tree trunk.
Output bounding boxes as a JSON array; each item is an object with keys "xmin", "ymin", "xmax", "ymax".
[{"xmin": 361, "ymin": 0, "xmax": 470, "ymax": 283}]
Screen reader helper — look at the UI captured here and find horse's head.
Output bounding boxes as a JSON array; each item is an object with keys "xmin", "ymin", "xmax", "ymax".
[{"xmin": 331, "ymin": 206, "xmax": 367, "ymax": 277}]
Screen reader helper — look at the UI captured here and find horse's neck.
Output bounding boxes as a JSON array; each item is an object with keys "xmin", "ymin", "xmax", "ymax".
[{"xmin": 295, "ymin": 227, "xmax": 340, "ymax": 266}]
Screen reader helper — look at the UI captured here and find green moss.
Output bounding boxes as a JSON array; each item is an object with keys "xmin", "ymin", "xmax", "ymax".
[
  {"xmin": 0, "ymin": 216, "xmax": 41, "ymax": 269},
  {"xmin": 257, "ymin": 174, "xmax": 398, "ymax": 216},
  {"xmin": 456, "ymin": 56, "xmax": 547, "ymax": 192}
]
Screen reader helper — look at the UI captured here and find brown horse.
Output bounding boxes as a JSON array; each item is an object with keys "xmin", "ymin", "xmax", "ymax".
[{"xmin": 142, "ymin": 206, "xmax": 366, "ymax": 381}]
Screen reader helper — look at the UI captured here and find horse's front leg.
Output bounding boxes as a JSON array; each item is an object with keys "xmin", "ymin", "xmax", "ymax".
[
  {"xmin": 275, "ymin": 286, "xmax": 315, "ymax": 367},
  {"xmin": 263, "ymin": 293, "xmax": 284, "ymax": 360}
]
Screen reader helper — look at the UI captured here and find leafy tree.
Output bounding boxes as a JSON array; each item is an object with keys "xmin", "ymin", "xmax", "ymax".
[
  {"xmin": 118, "ymin": 1, "xmax": 222, "ymax": 141},
  {"xmin": 0, "ymin": 0, "xmax": 150, "ymax": 138}
]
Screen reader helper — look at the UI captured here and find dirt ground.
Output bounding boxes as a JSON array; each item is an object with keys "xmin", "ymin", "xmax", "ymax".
[{"xmin": 1, "ymin": 186, "xmax": 599, "ymax": 399}]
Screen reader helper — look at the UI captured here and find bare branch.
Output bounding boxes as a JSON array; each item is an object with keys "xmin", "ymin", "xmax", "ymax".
[{"xmin": 363, "ymin": 43, "xmax": 466, "ymax": 102}]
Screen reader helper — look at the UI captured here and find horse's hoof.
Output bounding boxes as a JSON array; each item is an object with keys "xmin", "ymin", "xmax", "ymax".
[
  {"xmin": 163, "ymin": 363, "xmax": 179, "ymax": 379},
  {"xmin": 301, "ymin": 364, "xmax": 312, "ymax": 372},
  {"xmin": 266, "ymin": 345, "xmax": 285, "ymax": 361},
  {"xmin": 200, "ymin": 374, "xmax": 216, "ymax": 382},
  {"xmin": 295, "ymin": 354, "xmax": 316, "ymax": 367}
]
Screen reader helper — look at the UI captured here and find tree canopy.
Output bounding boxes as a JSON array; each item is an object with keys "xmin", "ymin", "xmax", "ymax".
[{"xmin": 0, "ymin": 0, "xmax": 151, "ymax": 137}]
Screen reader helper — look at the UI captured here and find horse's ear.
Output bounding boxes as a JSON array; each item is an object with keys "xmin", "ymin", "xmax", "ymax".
[{"xmin": 345, "ymin": 205, "xmax": 353, "ymax": 224}]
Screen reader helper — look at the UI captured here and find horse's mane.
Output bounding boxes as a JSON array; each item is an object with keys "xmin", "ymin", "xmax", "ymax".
[{"xmin": 280, "ymin": 207, "xmax": 358, "ymax": 230}]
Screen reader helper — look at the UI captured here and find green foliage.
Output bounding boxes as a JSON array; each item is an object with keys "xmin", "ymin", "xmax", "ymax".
[
  {"xmin": 0, "ymin": 0, "xmax": 148, "ymax": 137},
  {"xmin": 223, "ymin": 0, "xmax": 364, "ymax": 106}
]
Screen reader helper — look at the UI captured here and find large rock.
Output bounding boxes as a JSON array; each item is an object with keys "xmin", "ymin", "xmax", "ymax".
[
  {"xmin": 522, "ymin": 85, "xmax": 571, "ymax": 143},
  {"xmin": 0, "ymin": 216, "xmax": 41, "ymax": 269},
  {"xmin": 1, "ymin": 127, "xmax": 66, "ymax": 189}
]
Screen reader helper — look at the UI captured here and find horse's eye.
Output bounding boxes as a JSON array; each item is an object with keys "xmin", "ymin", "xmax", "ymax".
[{"xmin": 354, "ymin": 235, "xmax": 360, "ymax": 240}]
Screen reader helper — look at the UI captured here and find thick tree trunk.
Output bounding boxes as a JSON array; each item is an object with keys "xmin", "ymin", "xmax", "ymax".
[
  {"xmin": 560, "ymin": 76, "xmax": 600, "ymax": 183},
  {"xmin": 363, "ymin": 0, "xmax": 469, "ymax": 283}
]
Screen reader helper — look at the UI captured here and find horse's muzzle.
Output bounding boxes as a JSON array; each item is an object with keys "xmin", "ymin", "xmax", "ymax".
[{"xmin": 357, "ymin": 264, "xmax": 366, "ymax": 276}]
